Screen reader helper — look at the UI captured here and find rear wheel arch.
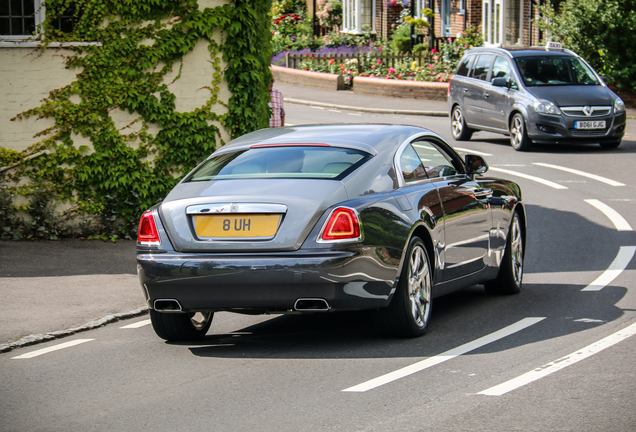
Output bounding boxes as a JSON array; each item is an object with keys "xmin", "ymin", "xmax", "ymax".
[
  {"xmin": 511, "ymin": 203, "xmax": 527, "ymax": 246},
  {"xmin": 411, "ymin": 225, "xmax": 437, "ymax": 282}
]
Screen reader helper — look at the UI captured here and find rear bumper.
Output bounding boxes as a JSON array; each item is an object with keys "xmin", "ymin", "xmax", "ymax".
[{"xmin": 137, "ymin": 247, "xmax": 400, "ymax": 313}]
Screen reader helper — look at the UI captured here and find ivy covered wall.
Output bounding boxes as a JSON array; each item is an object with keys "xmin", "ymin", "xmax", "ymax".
[{"xmin": 0, "ymin": 0, "xmax": 273, "ymax": 240}]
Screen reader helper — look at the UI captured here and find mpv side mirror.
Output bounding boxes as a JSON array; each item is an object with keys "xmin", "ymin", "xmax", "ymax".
[
  {"xmin": 465, "ymin": 154, "xmax": 489, "ymax": 179},
  {"xmin": 491, "ymin": 77, "xmax": 509, "ymax": 88}
]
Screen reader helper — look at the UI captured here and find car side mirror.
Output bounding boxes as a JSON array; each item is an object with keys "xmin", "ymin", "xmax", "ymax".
[
  {"xmin": 465, "ymin": 154, "xmax": 489, "ymax": 179},
  {"xmin": 491, "ymin": 77, "xmax": 509, "ymax": 88}
]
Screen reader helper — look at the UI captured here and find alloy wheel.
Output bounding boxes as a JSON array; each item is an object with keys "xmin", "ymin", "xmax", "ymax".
[{"xmin": 408, "ymin": 245, "xmax": 432, "ymax": 328}]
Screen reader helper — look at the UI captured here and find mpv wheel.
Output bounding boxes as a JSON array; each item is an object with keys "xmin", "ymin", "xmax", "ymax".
[
  {"xmin": 451, "ymin": 106, "xmax": 474, "ymax": 141},
  {"xmin": 510, "ymin": 113, "xmax": 532, "ymax": 151}
]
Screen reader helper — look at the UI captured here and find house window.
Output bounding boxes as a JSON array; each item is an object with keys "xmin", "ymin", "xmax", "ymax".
[
  {"xmin": 414, "ymin": 0, "xmax": 425, "ymax": 17},
  {"xmin": 483, "ymin": 0, "xmax": 503, "ymax": 46},
  {"xmin": 342, "ymin": 0, "xmax": 376, "ymax": 34},
  {"xmin": 0, "ymin": 0, "xmax": 37, "ymax": 36},
  {"xmin": 505, "ymin": 0, "xmax": 523, "ymax": 46},
  {"xmin": 1, "ymin": 0, "xmax": 75, "ymax": 40}
]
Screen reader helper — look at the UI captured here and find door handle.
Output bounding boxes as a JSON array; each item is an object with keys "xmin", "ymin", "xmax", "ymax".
[
  {"xmin": 468, "ymin": 188, "xmax": 493, "ymax": 199},
  {"xmin": 484, "ymin": 92, "xmax": 490, "ymax": 98}
]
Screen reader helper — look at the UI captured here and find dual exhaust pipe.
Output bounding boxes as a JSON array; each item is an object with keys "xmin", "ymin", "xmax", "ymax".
[
  {"xmin": 154, "ymin": 298, "xmax": 331, "ymax": 313},
  {"xmin": 294, "ymin": 298, "xmax": 331, "ymax": 312}
]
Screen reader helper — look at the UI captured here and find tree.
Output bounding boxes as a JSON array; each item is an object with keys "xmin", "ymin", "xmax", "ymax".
[{"xmin": 538, "ymin": 0, "xmax": 636, "ymax": 89}]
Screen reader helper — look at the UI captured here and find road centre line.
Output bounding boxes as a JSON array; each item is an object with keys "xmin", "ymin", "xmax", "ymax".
[
  {"xmin": 11, "ymin": 339, "xmax": 94, "ymax": 360},
  {"xmin": 582, "ymin": 246, "xmax": 636, "ymax": 291},
  {"xmin": 120, "ymin": 319, "xmax": 152, "ymax": 329},
  {"xmin": 342, "ymin": 317, "xmax": 545, "ymax": 392},
  {"xmin": 533, "ymin": 163, "xmax": 625, "ymax": 187},
  {"xmin": 489, "ymin": 167, "xmax": 567, "ymax": 189},
  {"xmin": 585, "ymin": 199, "xmax": 633, "ymax": 231},
  {"xmin": 453, "ymin": 147, "xmax": 493, "ymax": 157},
  {"xmin": 478, "ymin": 320, "xmax": 636, "ymax": 396}
]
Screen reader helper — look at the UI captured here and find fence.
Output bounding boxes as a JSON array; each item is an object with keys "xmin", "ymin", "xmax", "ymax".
[{"xmin": 284, "ymin": 52, "xmax": 430, "ymax": 71}]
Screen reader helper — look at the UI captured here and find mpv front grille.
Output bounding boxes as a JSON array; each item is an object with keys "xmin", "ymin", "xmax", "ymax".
[{"xmin": 561, "ymin": 106, "xmax": 612, "ymax": 117}]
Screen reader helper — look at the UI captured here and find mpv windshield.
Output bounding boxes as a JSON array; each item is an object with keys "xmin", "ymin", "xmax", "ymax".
[
  {"xmin": 515, "ymin": 56, "xmax": 600, "ymax": 87},
  {"xmin": 185, "ymin": 145, "xmax": 371, "ymax": 181}
]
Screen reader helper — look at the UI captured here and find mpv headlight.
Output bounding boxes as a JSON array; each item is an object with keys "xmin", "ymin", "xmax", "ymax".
[
  {"xmin": 534, "ymin": 99, "xmax": 561, "ymax": 115},
  {"xmin": 614, "ymin": 97, "xmax": 626, "ymax": 113}
]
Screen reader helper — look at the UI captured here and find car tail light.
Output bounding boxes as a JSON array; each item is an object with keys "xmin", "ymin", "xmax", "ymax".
[
  {"xmin": 320, "ymin": 207, "xmax": 361, "ymax": 242},
  {"xmin": 138, "ymin": 210, "xmax": 161, "ymax": 245}
]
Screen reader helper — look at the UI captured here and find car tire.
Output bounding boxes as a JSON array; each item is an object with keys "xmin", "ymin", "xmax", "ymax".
[
  {"xmin": 451, "ymin": 106, "xmax": 474, "ymax": 141},
  {"xmin": 599, "ymin": 140, "xmax": 621, "ymax": 149},
  {"xmin": 149, "ymin": 309, "xmax": 213, "ymax": 341},
  {"xmin": 381, "ymin": 236, "xmax": 432, "ymax": 337},
  {"xmin": 485, "ymin": 211, "xmax": 524, "ymax": 295},
  {"xmin": 509, "ymin": 113, "xmax": 533, "ymax": 151}
]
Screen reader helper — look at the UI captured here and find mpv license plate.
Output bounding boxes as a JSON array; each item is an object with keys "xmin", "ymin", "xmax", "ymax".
[
  {"xmin": 575, "ymin": 120, "xmax": 606, "ymax": 130},
  {"xmin": 194, "ymin": 214, "xmax": 281, "ymax": 238}
]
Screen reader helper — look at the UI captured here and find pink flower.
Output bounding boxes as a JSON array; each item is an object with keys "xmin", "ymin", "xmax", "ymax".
[
  {"xmin": 311, "ymin": 57, "xmax": 315, "ymax": 60},
  {"xmin": 347, "ymin": 69, "xmax": 352, "ymax": 74},
  {"xmin": 329, "ymin": 59, "xmax": 335, "ymax": 65},
  {"xmin": 371, "ymin": 65, "xmax": 376, "ymax": 69},
  {"xmin": 388, "ymin": 67, "xmax": 396, "ymax": 74},
  {"xmin": 431, "ymin": 48, "xmax": 437, "ymax": 53},
  {"xmin": 275, "ymin": 20, "xmax": 280, "ymax": 24},
  {"xmin": 377, "ymin": 60, "xmax": 382, "ymax": 64},
  {"xmin": 397, "ymin": 74, "xmax": 402, "ymax": 78},
  {"xmin": 428, "ymin": 64, "xmax": 434, "ymax": 69},
  {"xmin": 433, "ymin": 55, "xmax": 438, "ymax": 61}
]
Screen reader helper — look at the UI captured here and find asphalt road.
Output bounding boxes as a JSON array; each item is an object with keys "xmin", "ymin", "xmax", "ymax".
[{"xmin": 1, "ymin": 108, "xmax": 635, "ymax": 431}]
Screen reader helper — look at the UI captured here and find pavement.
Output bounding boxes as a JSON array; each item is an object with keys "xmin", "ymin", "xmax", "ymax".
[{"xmin": 2, "ymin": 82, "xmax": 635, "ymax": 352}]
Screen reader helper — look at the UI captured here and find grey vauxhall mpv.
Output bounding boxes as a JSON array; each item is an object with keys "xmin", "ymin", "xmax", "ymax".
[{"xmin": 448, "ymin": 43, "xmax": 626, "ymax": 151}]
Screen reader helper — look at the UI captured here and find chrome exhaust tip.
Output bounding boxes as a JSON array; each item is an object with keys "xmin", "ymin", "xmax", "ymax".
[
  {"xmin": 294, "ymin": 298, "xmax": 331, "ymax": 312},
  {"xmin": 154, "ymin": 299, "xmax": 183, "ymax": 313}
]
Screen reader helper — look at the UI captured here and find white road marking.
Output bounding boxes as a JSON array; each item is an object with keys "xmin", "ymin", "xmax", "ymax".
[
  {"xmin": 489, "ymin": 167, "xmax": 567, "ymax": 189},
  {"xmin": 533, "ymin": 163, "xmax": 625, "ymax": 187},
  {"xmin": 585, "ymin": 199, "xmax": 633, "ymax": 231},
  {"xmin": 479, "ymin": 321, "xmax": 636, "ymax": 396},
  {"xmin": 453, "ymin": 148, "xmax": 493, "ymax": 157},
  {"xmin": 582, "ymin": 246, "xmax": 636, "ymax": 291},
  {"xmin": 120, "ymin": 319, "xmax": 152, "ymax": 329},
  {"xmin": 11, "ymin": 339, "xmax": 94, "ymax": 359},
  {"xmin": 342, "ymin": 317, "xmax": 545, "ymax": 392}
]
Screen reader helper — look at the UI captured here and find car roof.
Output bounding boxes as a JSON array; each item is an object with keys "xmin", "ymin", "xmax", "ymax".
[
  {"xmin": 465, "ymin": 46, "xmax": 579, "ymax": 59},
  {"xmin": 216, "ymin": 124, "xmax": 446, "ymax": 158}
]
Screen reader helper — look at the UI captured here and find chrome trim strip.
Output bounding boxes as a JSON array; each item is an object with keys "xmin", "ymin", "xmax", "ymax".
[
  {"xmin": 561, "ymin": 106, "xmax": 612, "ymax": 117},
  {"xmin": 186, "ymin": 203, "xmax": 288, "ymax": 215}
]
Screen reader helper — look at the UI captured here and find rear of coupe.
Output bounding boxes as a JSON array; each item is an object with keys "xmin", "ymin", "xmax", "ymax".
[{"xmin": 137, "ymin": 143, "xmax": 401, "ymax": 316}]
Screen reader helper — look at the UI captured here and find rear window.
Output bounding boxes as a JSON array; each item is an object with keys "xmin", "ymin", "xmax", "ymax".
[
  {"xmin": 184, "ymin": 146, "xmax": 371, "ymax": 181},
  {"xmin": 455, "ymin": 55, "xmax": 474, "ymax": 76}
]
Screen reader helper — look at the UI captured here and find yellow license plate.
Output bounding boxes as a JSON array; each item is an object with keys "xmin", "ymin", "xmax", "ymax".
[{"xmin": 194, "ymin": 214, "xmax": 281, "ymax": 238}]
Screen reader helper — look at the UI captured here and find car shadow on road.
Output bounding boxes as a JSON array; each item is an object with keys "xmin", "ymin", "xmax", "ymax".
[
  {"xmin": 187, "ymin": 202, "xmax": 634, "ymax": 359},
  {"xmin": 186, "ymin": 282, "xmax": 627, "ymax": 359},
  {"xmin": 472, "ymin": 136, "xmax": 636, "ymax": 154}
]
